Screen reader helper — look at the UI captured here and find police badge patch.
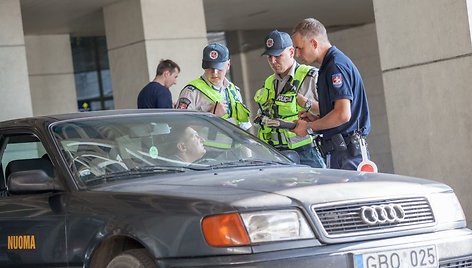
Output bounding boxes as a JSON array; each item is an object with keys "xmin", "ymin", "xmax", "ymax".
[
  {"xmin": 177, "ymin": 98, "xmax": 191, "ymax": 109},
  {"xmin": 332, "ymin": 73, "xmax": 343, "ymax": 88}
]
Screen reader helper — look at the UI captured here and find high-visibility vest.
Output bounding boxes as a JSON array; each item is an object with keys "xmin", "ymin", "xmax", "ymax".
[
  {"xmin": 188, "ymin": 78, "xmax": 250, "ymax": 125},
  {"xmin": 188, "ymin": 78, "xmax": 250, "ymax": 149},
  {"xmin": 254, "ymin": 65, "xmax": 315, "ymax": 149}
]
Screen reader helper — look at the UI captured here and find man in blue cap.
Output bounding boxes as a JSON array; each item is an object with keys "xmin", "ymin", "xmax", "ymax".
[
  {"xmin": 176, "ymin": 43, "xmax": 251, "ymax": 130},
  {"xmin": 254, "ymin": 30, "xmax": 325, "ymax": 168}
]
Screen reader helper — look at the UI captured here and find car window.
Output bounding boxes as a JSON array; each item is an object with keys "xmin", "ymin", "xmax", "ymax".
[
  {"xmin": 0, "ymin": 134, "xmax": 51, "ymax": 195},
  {"xmin": 51, "ymin": 114, "xmax": 291, "ymax": 187},
  {"xmin": 2, "ymin": 141, "xmax": 47, "ymax": 170}
]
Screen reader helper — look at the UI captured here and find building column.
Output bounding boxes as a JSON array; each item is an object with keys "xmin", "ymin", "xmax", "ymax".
[
  {"xmin": 103, "ymin": 0, "xmax": 208, "ymax": 109},
  {"xmin": 226, "ymin": 30, "xmax": 273, "ymax": 133},
  {"xmin": 25, "ymin": 34, "xmax": 78, "ymax": 116},
  {"xmin": 0, "ymin": 0, "xmax": 33, "ymax": 121},
  {"xmin": 373, "ymin": 0, "xmax": 472, "ymax": 224}
]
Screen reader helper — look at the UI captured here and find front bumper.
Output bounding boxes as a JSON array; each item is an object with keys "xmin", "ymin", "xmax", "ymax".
[{"xmin": 157, "ymin": 228, "xmax": 472, "ymax": 268}]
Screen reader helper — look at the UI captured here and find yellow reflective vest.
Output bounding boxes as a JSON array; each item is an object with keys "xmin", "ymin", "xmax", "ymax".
[
  {"xmin": 254, "ymin": 64, "xmax": 315, "ymax": 149},
  {"xmin": 188, "ymin": 78, "xmax": 250, "ymax": 125}
]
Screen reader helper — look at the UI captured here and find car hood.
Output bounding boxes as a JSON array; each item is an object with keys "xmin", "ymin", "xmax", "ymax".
[{"xmin": 95, "ymin": 166, "xmax": 450, "ymax": 208}]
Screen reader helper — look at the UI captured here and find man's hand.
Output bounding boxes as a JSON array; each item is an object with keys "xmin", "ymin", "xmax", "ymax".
[
  {"xmin": 292, "ymin": 119, "xmax": 309, "ymax": 136},
  {"xmin": 299, "ymin": 111, "xmax": 319, "ymax": 122},
  {"xmin": 213, "ymin": 102, "xmax": 227, "ymax": 117}
]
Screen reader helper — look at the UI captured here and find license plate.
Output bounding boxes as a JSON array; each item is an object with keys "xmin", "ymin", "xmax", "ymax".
[{"xmin": 353, "ymin": 245, "xmax": 438, "ymax": 268}]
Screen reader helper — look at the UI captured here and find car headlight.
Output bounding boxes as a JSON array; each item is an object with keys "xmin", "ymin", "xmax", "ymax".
[
  {"xmin": 202, "ymin": 209, "xmax": 314, "ymax": 247},
  {"xmin": 429, "ymin": 192, "xmax": 466, "ymax": 225},
  {"xmin": 241, "ymin": 209, "xmax": 314, "ymax": 243}
]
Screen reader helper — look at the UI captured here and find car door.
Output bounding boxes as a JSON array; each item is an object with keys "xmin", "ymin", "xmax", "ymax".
[{"xmin": 0, "ymin": 132, "xmax": 67, "ymax": 266}]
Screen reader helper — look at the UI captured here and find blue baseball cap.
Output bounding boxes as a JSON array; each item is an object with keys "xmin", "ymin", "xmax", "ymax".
[
  {"xmin": 202, "ymin": 43, "xmax": 229, "ymax": 70},
  {"xmin": 261, "ymin": 30, "xmax": 293, "ymax": 56}
]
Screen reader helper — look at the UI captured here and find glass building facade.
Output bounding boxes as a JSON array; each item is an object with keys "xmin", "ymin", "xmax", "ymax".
[{"xmin": 71, "ymin": 37, "xmax": 114, "ymax": 111}]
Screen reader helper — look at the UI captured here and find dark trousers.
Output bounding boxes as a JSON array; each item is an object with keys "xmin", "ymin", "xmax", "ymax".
[
  {"xmin": 326, "ymin": 149, "xmax": 370, "ymax": 170},
  {"xmin": 296, "ymin": 146, "xmax": 326, "ymax": 168}
]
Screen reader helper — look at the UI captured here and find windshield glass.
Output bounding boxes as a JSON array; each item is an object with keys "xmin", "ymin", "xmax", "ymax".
[{"xmin": 51, "ymin": 113, "xmax": 291, "ymax": 186}]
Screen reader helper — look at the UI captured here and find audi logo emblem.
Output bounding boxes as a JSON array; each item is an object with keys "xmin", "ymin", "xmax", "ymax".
[{"xmin": 359, "ymin": 204, "xmax": 406, "ymax": 225}]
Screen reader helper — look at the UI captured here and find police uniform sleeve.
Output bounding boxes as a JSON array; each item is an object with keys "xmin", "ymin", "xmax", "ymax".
[
  {"xmin": 176, "ymin": 85, "xmax": 214, "ymax": 112},
  {"xmin": 176, "ymin": 85, "xmax": 199, "ymax": 110},
  {"xmin": 298, "ymin": 68, "xmax": 318, "ymax": 101},
  {"xmin": 327, "ymin": 64, "xmax": 353, "ymax": 101}
]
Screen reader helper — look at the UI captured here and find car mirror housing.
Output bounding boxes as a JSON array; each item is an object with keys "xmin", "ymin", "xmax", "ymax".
[{"xmin": 7, "ymin": 170, "xmax": 63, "ymax": 194}]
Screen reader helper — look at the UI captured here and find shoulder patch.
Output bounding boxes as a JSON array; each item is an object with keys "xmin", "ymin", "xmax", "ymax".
[
  {"xmin": 176, "ymin": 97, "xmax": 191, "ymax": 109},
  {"xmin": 331, "ymin": 73, "xmax": 343, "ymax": 88}
]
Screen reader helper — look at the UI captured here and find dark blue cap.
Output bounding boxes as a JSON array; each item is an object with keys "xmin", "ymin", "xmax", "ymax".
[
  {"xmin": 261, "ymin": 30, "xmax": 293, "ymax": 56},
  {"xmin": 202, "ymin": 43, "xmax": 229, "ymax": 70}
]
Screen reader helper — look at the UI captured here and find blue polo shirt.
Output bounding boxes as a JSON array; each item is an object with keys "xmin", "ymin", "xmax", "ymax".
[
  {"xmin": 137, "ymin": 82, "xmax": 173, "ymax": 109},
  {"xmin": 317, "ymin": 46, "xmax": 370, "ymax": 139}
]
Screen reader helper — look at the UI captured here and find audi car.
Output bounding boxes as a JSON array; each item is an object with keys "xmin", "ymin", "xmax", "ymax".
[{"xmin": 0, "ymin": 109, "xmax": 471, "ymax": 268}]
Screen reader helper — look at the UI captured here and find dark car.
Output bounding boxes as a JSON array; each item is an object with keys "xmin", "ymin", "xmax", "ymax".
[{"xmin": 0, "ymin": 109, "xmax": 471, "ymax": 267}]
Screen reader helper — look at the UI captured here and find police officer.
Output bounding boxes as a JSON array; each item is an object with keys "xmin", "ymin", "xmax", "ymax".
[
  {"xmin": 291, "ymin": 18, "xmax": 371, "ymax": 170},
  {"xmin": 176, "ymin": 43, "xmax": 251, "ymax": 130},
  {"xmin": 254, "ymin": 30, "xmax": 325, "ymax": 168}
]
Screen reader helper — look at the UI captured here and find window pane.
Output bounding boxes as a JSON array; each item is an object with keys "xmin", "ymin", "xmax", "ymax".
[
  {"xmin": 75, "ymin": 72, "xmax": 100, "ymax": 100},
  {"xmin": 71, "ymin": 36, "xmax": 115, "ymax": 111},
  {"xmin": 101, "ymin": 70, "xmax": 112, "ymax": 97}
]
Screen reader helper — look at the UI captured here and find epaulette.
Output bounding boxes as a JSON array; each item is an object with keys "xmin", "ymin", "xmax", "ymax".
[
  {"xmin": 307, "ymin": 68, "xmax": 318, "ymax": 77},
  {"xmin": 185, "ymin": 85, "xmax": 197, "ymax": 91}
]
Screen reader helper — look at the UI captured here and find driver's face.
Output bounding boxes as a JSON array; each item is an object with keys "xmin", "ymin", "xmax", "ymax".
[{"xmin": 182, "ymin": 127, "xmax": 206, "ymax": 158}]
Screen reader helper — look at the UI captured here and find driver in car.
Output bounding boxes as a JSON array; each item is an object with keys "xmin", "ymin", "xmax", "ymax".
[{"xmin": 164, "ymin": 126, "xmax": 206, "ymax": 163}]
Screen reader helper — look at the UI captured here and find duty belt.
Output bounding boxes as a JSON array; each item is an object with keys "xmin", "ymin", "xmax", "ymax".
[{"xmin": 318, "ymin": 132, "xmax": 365, "ymax": 156}]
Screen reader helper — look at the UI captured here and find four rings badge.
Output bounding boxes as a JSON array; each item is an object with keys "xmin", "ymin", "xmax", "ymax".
[{"xmin": 359, "ymin": 204, "xmax": 406, "ymax": 225}]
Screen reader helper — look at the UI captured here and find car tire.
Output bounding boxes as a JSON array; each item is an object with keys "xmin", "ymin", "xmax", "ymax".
[{"xmin": 106, "ymin": 249, "xmax": 156, "ymax": 268}]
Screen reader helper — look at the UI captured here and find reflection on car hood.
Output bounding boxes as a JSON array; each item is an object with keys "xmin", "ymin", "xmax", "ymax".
[{"xmin": 95, "ymin": 166, "xmax": 451, "ymax": 208}]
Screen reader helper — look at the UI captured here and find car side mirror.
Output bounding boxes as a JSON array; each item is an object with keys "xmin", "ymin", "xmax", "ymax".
[
  {"xmin": 7, "ymin": 170, "xmax": 63, "ymax": 194},
  {"xmin": 279, "ymin": 150, "xmax": 300, "ymax": 164}
]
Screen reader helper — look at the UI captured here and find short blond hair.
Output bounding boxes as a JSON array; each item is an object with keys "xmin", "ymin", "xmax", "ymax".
[{"xmin": 293, "ymin": 18, "xmax": 329, "ymax": 43}]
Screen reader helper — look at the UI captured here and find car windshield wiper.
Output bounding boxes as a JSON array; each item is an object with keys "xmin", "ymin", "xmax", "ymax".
[
  {"xmin": 84, "ymin": 166, "xmax": 199, "ymax": 186},
  {"xmin": 208, "ymin": 159, "xmax": 291, "ymax": 169}
]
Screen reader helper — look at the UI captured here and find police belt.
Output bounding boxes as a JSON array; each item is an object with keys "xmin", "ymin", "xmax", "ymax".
[
  {"xmin": 319, "ymin": 132, "xmax": 364, "ymax": 156},
  {"xmin": 273, "ymin": 142, "xmax": 314, "ymax": 152}
]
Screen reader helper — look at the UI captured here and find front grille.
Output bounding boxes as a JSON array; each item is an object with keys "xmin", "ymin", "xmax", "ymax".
[
  {"xmin": 440, "ymin": 256, "xmax": 472, "ymax": 267},
  {"xmin": 312, "ymin": 197, "xmax": 435, "ymax": 237}
]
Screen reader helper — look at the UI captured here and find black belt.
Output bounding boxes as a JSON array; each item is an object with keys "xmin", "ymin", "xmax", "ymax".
[{"xmin": 319, "ymin": 132, "xmax": 364, "ymax": 156}]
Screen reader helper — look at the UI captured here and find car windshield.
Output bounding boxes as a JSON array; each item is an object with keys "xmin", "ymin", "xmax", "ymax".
[{"xmin": 51, "ymin": 113, "xmax": 291, "ymax": 186}]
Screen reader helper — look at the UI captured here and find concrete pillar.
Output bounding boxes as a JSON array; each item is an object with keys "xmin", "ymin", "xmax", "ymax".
[
  {"xmin": 373, "ymin": 0, "xmax": 472, "ymax": 224},
  {"xmin": 103, "ymin": 0, "xmax": 207, "ymax": 109},
  {"xmin": 226, "ymin": 30, "xmax": 273, "ymax": 134},
  {"xmin": 25, "ymin": 35, "xmax": 78, "ymax": 116},
  {"xmin": 0, "ymin": 0, "xmax": 33, "ymax": 120}
]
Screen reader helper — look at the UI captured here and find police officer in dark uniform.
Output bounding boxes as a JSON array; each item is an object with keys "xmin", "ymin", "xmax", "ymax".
[{"xmin": 291, "ymin": 18, "xmax": 372, "ymax": 170}]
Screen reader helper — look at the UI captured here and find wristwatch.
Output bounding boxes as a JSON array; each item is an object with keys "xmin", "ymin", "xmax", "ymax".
[{"xmin": 303, "ymin": 99, "xmax": 312, "ymax": 112}]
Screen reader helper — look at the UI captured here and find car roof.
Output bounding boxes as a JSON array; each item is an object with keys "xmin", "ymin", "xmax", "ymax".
[{"xmin": 0, "ymin": 109, "xmax": 207, "ymax": 128}]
